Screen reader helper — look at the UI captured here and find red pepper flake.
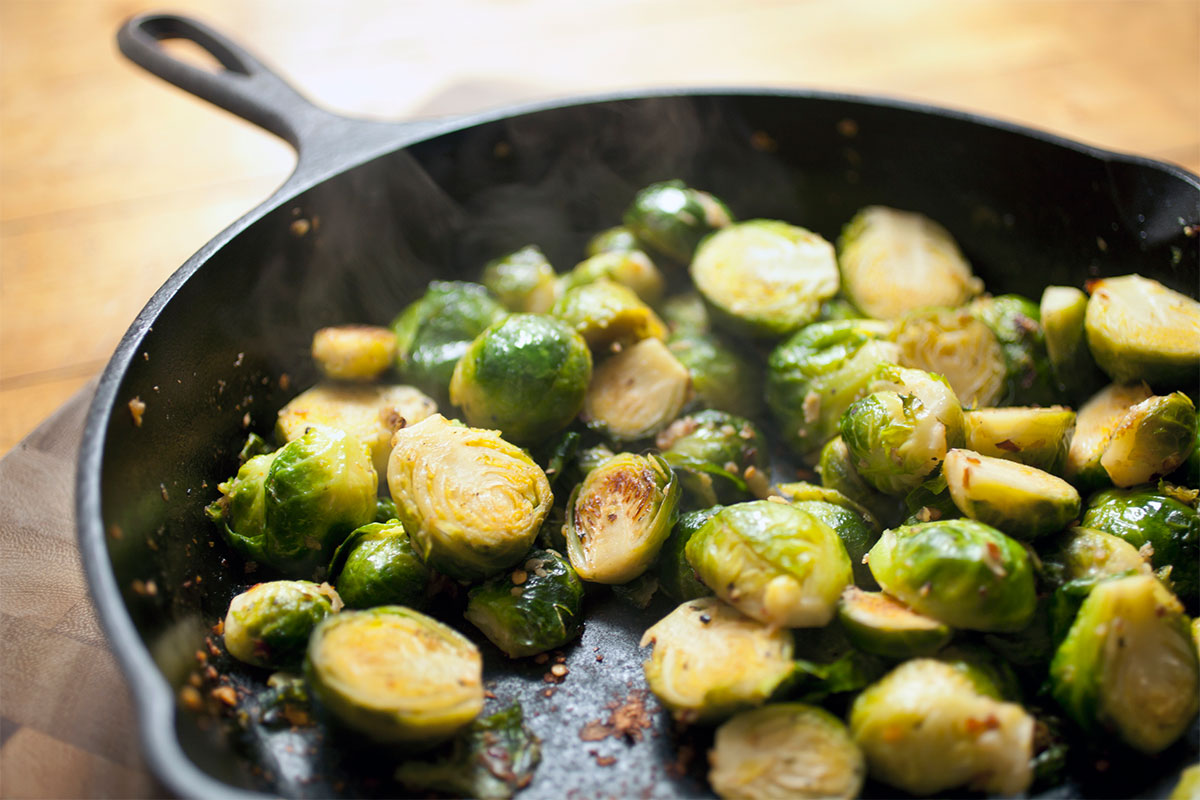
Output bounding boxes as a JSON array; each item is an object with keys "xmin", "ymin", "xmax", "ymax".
[
  {"xmin": 995, "ymin": 439, "xmax": 1021, "ymax": 452},
  {"xmin": 211, "ymin": 686, "xmax": 237, "ymax": 707}
]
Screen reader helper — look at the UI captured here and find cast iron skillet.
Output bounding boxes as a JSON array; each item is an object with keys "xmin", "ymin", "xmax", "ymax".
[{"xmin": 78, "ymin": 13, "xmax": 1199, "ymax": 800}]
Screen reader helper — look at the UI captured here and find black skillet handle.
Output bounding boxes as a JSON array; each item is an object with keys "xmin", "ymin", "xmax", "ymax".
[{"xmin": 117, "ymin": 14, "xmax": 432, "ymax": 182}]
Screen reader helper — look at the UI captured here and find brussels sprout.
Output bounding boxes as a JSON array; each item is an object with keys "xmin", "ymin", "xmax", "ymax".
[
  {"xmin": 968, "ymin": 293, "xmax": 1059, "ymax": 406},
  {"xmin": 550, "ymin": 278, "xmax": 667, "ymax": 352},
  {"xmin": 1039, "ymin": 526, "xmax": 1152, "ymax": 590},
  {"xmin": 766, "ymin": 319, "xmax": 900, "ymax": 461},
  {"xmin": 311, "ymin": 325, "xmax": 397, "ymax": 382},
  {"xmin": 963, "ymin": 405, "xmax": 1075, "ymax": 475},
  {"xmin": 449, "ymin": 314, "xmax": 591, "ymax": 445},
  {"xmin": 867, "ymin": 519, "xmax": 1036, "ymax": 631},
  {"xmin": 560, "ymin": 250, "xmax": 665, "ymax": 306},
  {"xmin": 691, "ymin": 220, "xmax": 840, "ymax": 338},
  {"xmin": 208, "ymin": 425, "xmax": 379, "ymax": 577},
  {"xmin": 328, "ymin": 520, "xmax": 432, "ymax": 610},
  {"xmin": 586, "ymin": 225, "xmax": 638, "ymax": 256},
  {"xmin": 1098, "ymin": 391, "xmax": 1197, "ymax": 488},
  {"xmin": 1082, "ymin": 486, "xmax": 1199, "ymax": 605},
  {"xmin": 837, "ymin": 587, "xmax": 951, "ymax": 659},
  {"xmin": 640, "ymin": 597, "xmax": 794, "ymax": 724},
  {"xmin": 391, "ymin": 281, "xmax": 508, "ymax": 405},
  {"xmin": 849, "ymin": 658, "xmax": 1035, "ymax": 796},
  {"xmin": 708, "ymin": 704, "xmax": 865, "ymax": 800},
  {"xmin": 657, "ymin": 410, "xmax": 769, "ymax": 506},
  {"xmin": 1049, "ymin": 574, "xmax": 1199, "ymax": 753},
  {"xmin": 668, "ymin": 332, "xmax": 763, "ymax": 419},
  {"xmin": 573, "ymin": 443, "xmax": 616, "ymax": 476},
  {"xmin": 581, "ymin": 337, "xmax": 690, "ymax": 441},
  {"xmin": 276, "ymin": 382, "xmax": 437, "ymax": 481},
  {"xmin": 942, "ymin": 448, "xmax": 1081, "ymax": 539},
  {"xmin": 659, "ymin": 291, "xmax": 711, "ymax": 335},
  {"xmin": 816, "ymin": 436, "xmax": 907, "ymax": 528},
  {"xmin": 623, "ymin": 179, "xmax": 734, "ymax": 264},
  {"xmin": 305, "ymin": 606, "xmax": 484, "ymax": 745},
  {"xmin": 1085, "ymin": 274, "xmax": 1200, "ymax": 388},
  {"xmin": 1040, "ymin": 285, "xmax": 1105, "ymax": 403},
  {"xmin": 685, "ymin": 500, "xmax": 852, "ymax": 628},
  {"xmin": 563, "ymin": 452, "xmax": 679, "ymax": 584},
  {"xmin": 387, "ymin": 414, "xmax": 553, "ymax": 581},
  {"xmin": 656, "ymin": 506, "xmax": 720, "ymax": 602},
  {"xmin": 775, "ymin": 482, "xmax": 882, "ymax": 588},
  {"xmin": 464, "ymin": 549, "xmax": 584, "ymax": 658},
  {"xmin": 892, "ymin": 307, "xmax": 1007, "ymax": 408},
  {"xmin": 1066, "ymin": 381, "xmax": 1154, "ymax": 488},
  {"xmin": 836, "ymin": 206, "xmax": 982, "ymax": 320},
  {"xmin": 223, "ymin": 580, "xmax": 342, "ymax": 669},
  {"xmin": 480, "ymin": 245, "xmax": 557, "ymax": 314}
]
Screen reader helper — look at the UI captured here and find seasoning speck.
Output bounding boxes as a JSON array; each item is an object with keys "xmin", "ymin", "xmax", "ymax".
[{"xmin": 128, "ymin": 397, "xmax": 146, "ymax": 426}]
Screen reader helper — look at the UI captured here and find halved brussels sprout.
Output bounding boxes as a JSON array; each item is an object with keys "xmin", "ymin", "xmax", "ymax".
[
  {"xmin": 691, "ymin": 220, "xmax": 840, "ymax": 338},
  {"xmin": 1098, "ymin": 391, "xmax": 1197, "ymax": 488},
  {"xmin": 849, "ymin": 658, "xmax": 1035, "ymax": 796},
  {"xmin": 766, "ymin": 319, "xmax": 900, "ymax": 461},
  {"xmin": 391, "ymin": 281, "xmax": 508, "ymax": 406},
  {"xmin": 276, "ymin": 382, "xmax": 437, "ymax": 481},
  {"xmin": 963, "ymin": 405, "xmax": 1075, "ymax": 475},
  {"xmin": 816, "ymin": 436, "xmax": 907, "ymax": 529},
  {"xmin": 207, "ymin": 425, "xmax": 379, "ymax": 577},
  {"xmin": 1085, "ymin": 274, "xmax": 1200, "ymax": 388},
  {"xmin": 581, "ymin": 337, "xmax": 690, "ymax": 441},
  {"xmin": 586, "ymin": 225, "xmax": 638, "ymax": 256},
  {"xmin": 551, "ymin": 278, "xmax": 667, "ymax": 351},
  {"xmin": 1040, "ymin": 285, "xmax": 1105, "ymax": 403},
  {"xmin": 224, "ymin": 580, "xmax": 342, "ymax": 669},
  {"xmin": 867, "ymin": 519, "xmax": 1036, "ymax": 632},
  {"xmin": 1066, "ymin": 381, "xmax": 1154, "ymax": 489},
  {"xmin": 668, "ymin": 332, "xmax": 763, "ymax": 419},
  {"xmin": 659, "ymin": 291, "xmax": 711, "ymax": 336},
  {"xmin": 1049, "ymin": 574, "xmax": 1199, "ymax": 753},
  {"xmin": 892, "ymin": 307, "xmax": 1006, "ymax": 408},
  {"xmin": 464, "ymin": 549, "xmax": 584, "ymax": 658},
  {"xmin": 657, "ymin": 410, "xmax": 769, "ymax": 506},
  {"xmin": 685, "ymin": 500, "xmax": 852, "ymax": 628},
  {"xmin": 640, "ymin": 597, "xmax": 794, "ymax": 724},
  {"xmin": 387, "ymin": 414, "xmax": 553, "ymax": 581},
  {"xmin": 1039, "ymin": 526, "xmax": 1152, "ymax": 590},
  {"xmin": 305, "ymin": 606, "xmax": 484, "ymax": 745},
  {"xmin": 449, "ymin": 313, "xmax": 591, "ymax": 445},
  {"xmin": 836, "ymin": 206, "xmax": 982, "ymax": 320},
  {"xmin": 709, "ymin": 704, "xmax": 865, "ymax": 800},
  {"xmin": 837, "ymin": 587, "xmax": 951, "ymax": 659},
  {"xmin": 623, "ymin": 179, "xmax": 734, "ymax": 264},
  {"xmin": 311, "ymin": 325, "xmax": 397, "ymax": 382},
  {"xmin": 943, "ymin": 448, "xmax": 1081, "ymax": 539},
  {"xmin": 328, "ymin": 520, "xmax": 432, "ymax": 610},
  {"xmin": 1082, "ymin": 486, "xmax": 1199, "ymax": 605},
  {"xmin": 968, "ymin": 293, "xmax": 1059, "ymax": 407},
  {"xmin": 775, "ymin": 482, "xmax": 882, "ymax": 588},
  {"xmin": 480, "ymin": 244, "xmax": 558, "ymax": 314},
  {"xmin": 563, "ymin": 452, "xmax": 679, "ymax": 584},
  {"xmin": 656, "ymin": 506, "xmax": 720, "ymax": 603},
  {"xmin": 560, "ymin": 250, "xmax": 665, "ymax": 306}
]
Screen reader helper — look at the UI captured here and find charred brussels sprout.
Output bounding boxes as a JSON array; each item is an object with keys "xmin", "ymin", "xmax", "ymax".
[
  {"xmin": 943, "ymin": 448, "xmax": 1081, "ymax": 539},
  {"xmin": 582, "ymin": 337, "xmax": 690, "ymax": 441},
  {"xmin": 1040, "ymin": 285, "xmax": 1105, "ymax": 403},
  {"xmin": 657, "ymin": 410, "xmax": 769, "ymax": 506},
  {"xmin": 387, "ymin": 414, "xmax": 553, "ymax": 581},
  {"xmin": 656, "ymin": 507, "xmax": 720, "ymax": 602},
  {"xmin": 816, "ymin": 436, "xmax": 907, "ymax": 528},
  {"xmin": 560, "ymin": 250, "xmax": 665, "ymax": 305},
  {"xmin": 1082, "ymin": 486, "xmax": 1199, "ymax": 605},
  {"xmin": 640, "ymin": 597, "xmax": 794, "ymax": 724},
  {"xmin": 551, "ymin": 278, "xmax": 667, "ymax": 351},
  {"xmin": 775, "ymin": 482, "xmax": 882, "ymax": 588},
  {"xmin": 311, "ymin": 325, "xmax": 397, "ymax": 382},
  {"xmin": 1049, "ymin": 574, "xmax": 1199, "ymax": 753},
  {"xmin": 691, "ymin": 220, "xmax": 840, "ymax": 338},
  {"xmin": 328, "ymin": 520, "xmax": 431, "ymax": 610},
  {"xmin": 586, "ymin": 225, "xmax": 638, "ymax": 256},
  {"xmin": 668, "ymin": 332, "xmax": 762, "ymax": 419},
  {"xmin": 969, "ymin": 293, "xmax": 1059, "ymax": 406},
  {"xmin": 391, "ymin": 281, "xmax": 507, "ymax": 405},
  {"xmin": 849, "ymin": 658, "xmax": 1035, "ymax": 796},
  {"xmin": 867, "ymin": 519, "xmax": 1036, "ymax": 631},
  {"xmin": 685, "ymin": 500, "xmax": 852, "ymax": 628},
  {"xmin": 623, "ymin": 179, "xmax": 733, "ymax": 264},
  {"xmin": 1085, "ymin": 274, "xmax": 1200, "ymax": 388},
  {"xmin": 709, "ymin": 704, "xmax": 865, "ymax": 800},
  {"xmin": 276, "ymin": 382, "xmax": 437, "ymax": 482},
  {"xmin": 224, "ymin": 580, "xmax": 342, "ymax": 669},
  {"xmin": 464, "ymin": 549, "xmax": 584, "ymax": 658},
  {"xmin": 837, "ymin": 587, "xmax": 951, "ymax": 659},
  {"xmin": 207, "ymin": 425, "xmax": 378, "ymax": 577},
  {"xmin": 305, "ymin": 606, "xmax": 484, "ymax": 746},
  {"xmin": 963, "ymin": 405, "xmax": 1075, "ymax": 475},
  {"xmin": 892, "ymin": 307, "xmax": 1006, "ymax": 408},
  {"xmin": 766, "ymin": 319, "xmax": 900, "ymax": 461},
  {"xmin": 449, "ymin": 314, "xmax": 591, "ymax": 445},
  {"xmin": 836, "ymin": 206, "xmax": 982, "ymax": 320},
  {"xmin": 564, "ymin": 452, "xmax": 679, "ymax": 584},
  {"xmin": 1039, "ymin": 526, "xmax": 1152, "ymax": 589},
  {"xmin": 480, "ymin": 245, "xmax": 557, "ymax": 314}
]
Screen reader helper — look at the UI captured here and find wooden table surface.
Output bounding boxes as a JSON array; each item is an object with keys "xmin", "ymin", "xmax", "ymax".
[{"xmin": 0, "ymin": 1, "xmax": 1197, "ymax": 797}]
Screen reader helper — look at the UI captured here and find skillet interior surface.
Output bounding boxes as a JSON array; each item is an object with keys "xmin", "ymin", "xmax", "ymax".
[{"xmin": 80, "ymin": 91, "xmax": 1200, "ymax": 799}]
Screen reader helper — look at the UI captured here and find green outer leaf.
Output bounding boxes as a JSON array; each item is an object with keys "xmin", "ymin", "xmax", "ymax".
[
  {"xmin": 816, "ymin": 436, "xmax": 907, "ymax": 528},
  {"xmin": 668, "ymin": 331, "xmax": 763, "ymax": 419},
  {"xmin": 656, "ymin": 506, "xmax": 720, "ymax": 602},
  {"xmin": 464, "ymin": 549, "xmax": 584, "ymax": 658}
]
